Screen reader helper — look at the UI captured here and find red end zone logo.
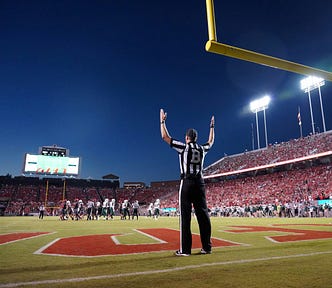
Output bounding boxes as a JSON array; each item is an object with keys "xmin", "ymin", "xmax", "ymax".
[
  {"xmin": 224, "ymin": 224, "xmax": 332, "ymax": 243},
  {"xmin": 1, "ymin": 225, "xmax": 331, "ymax": 257},
  {"xmin": 35, "ymin": 228, "xmax": 238, "ymax": 257}
]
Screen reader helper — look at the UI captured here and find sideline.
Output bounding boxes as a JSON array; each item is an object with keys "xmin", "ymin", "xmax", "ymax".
[{"xmin": 1, "ymin": 250, "xmax": 332, "ymax": 288}]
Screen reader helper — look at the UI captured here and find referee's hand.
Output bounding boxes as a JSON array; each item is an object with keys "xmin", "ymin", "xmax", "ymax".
[
  {"xmin": 210, "ymin": 115, "xmax": 215, "ymax": 128},
  {"xmin": 160, "ymin": 109, "xmax": 167, "ymax": 123}
]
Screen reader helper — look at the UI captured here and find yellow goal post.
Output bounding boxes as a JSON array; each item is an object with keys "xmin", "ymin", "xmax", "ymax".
[{"xmin": 205, "ymin": 0, "xmax": 332, "ymax": 81}]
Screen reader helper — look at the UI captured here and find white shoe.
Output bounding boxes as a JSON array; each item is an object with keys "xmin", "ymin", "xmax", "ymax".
[
  {"xmin": 200, "ymin": 248, "xmax": 211, "ymax": 254},
  {"xmin": 175, "ymin": 250, "xmax": 190, "ymax": 256}
]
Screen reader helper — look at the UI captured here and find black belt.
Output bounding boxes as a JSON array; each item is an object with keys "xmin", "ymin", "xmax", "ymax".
[{"xmin": 181, "ymin": 174, "xmax": 202, "ymax": 180}]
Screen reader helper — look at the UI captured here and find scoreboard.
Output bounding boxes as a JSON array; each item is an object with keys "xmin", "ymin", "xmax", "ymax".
[{"xmin": 23, "ymin": 145, "xmax": 80, "ymax": 176}]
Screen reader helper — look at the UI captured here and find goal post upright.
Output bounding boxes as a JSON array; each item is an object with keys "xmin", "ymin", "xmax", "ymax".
[
  {"xmin": 44, "ymin": 180, "xmax": 49, "ymax": 208},
  {"xmin": 206, "ymin": 0, "xmax": 217, "ymax": 41},
  {"xmin": 63, "ymin": 179, "xmax": 66, "ymax": 202}
]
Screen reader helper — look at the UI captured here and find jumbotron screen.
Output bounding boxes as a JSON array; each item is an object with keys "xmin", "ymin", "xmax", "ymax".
[{"xmin": 23, "ymin": 154, "xmax": 80, "ymax": 175}]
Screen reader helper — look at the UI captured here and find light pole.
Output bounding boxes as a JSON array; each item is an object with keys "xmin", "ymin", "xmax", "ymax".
[
  {"xmin": 300, "ymin": 76, "xmax": 326, "ymax": 134},
  {"xmin": 255, "ymin": 110, "xmax": 260, "ymax": 149},
  {"xmin": 318, "ymin": 84, "xmax": 326, "ymax": 132},
  {"xmin": 250, "ymin": 95, "xmax": 271, "ymax": 149},
  {"xmin": 263, "ymin": 108, "xmax": 268, "ymax": 148}
]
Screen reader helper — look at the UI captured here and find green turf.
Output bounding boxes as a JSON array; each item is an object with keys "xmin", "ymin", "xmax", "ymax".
[{"xmin": 0, "ymin": 216, "xmax": 331, "ymax": 288}]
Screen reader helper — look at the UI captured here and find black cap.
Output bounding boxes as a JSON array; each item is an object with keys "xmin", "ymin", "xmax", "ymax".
[{"xmin": 186, "ymin": 128, "xmax": 198, "ymax": 141}]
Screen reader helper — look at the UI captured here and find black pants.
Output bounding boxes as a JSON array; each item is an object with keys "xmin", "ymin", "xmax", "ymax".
[{"xmin": 179, "ymin": 178, "xmax": 211, "ymax": 254}]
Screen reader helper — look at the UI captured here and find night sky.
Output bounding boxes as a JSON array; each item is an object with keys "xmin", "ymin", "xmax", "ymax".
[{"xmin": 1, "ymin": 0, "xmax": 331, "ymax": 185}]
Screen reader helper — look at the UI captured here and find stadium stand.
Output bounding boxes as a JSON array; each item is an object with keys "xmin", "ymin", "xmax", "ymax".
[
  {"xmin": 204, "ymin": 131, "xmax": 332, "ymax": 175},
  {"xmin": 205, "ymin": 164, "xmax": 331, "ymax": 216}
]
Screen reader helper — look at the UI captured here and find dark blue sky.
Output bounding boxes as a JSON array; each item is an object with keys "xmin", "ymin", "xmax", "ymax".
[{"xmin": 1, "ymin": 0, "xmax": 331, "ymax": 185}]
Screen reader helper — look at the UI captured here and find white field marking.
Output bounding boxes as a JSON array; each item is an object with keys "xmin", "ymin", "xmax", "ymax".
[
  {"xmin": 111, "ymin": 233, "xmax": 133, "ymax": 245},
  {"xmin": 211, "ymin": 234, "xmax": 248, "ymax": 247},
  {"xmin": 1, "ymin": 250, "xmax": 332, "ymax": 288},
  {"xmin": 266, "ymin": 234, "xmax": 301, "ymax": 243},
  {"xmin": 34, "ymin": 248, "xmax": 184, "ymax": 258},
  {"xmin": 133, "ymin": 229, "xmax": 168, "ymax": 244},
  {"xmin": 266, "ymin": 236, "xmax": 332, "ymax": 243},
  {"xmin": 0, "ymin": 232, "xmax": 55, "ymax": 246},
  {"xmin": 33, "ymin": 237, "xmax": 60, "ymax": 255},
  {"xmin": 219, "ymin": 227, "xmax": 252, "ymax": 233},
  {"xmin": 110, "ymin": 230, "xmax": 167, "ymax": 245}
]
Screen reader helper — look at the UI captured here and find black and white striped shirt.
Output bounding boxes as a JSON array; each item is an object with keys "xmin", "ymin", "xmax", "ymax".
[{"xmin": 170, "ymin": 139, "xmax": 211, "ymax": 179}]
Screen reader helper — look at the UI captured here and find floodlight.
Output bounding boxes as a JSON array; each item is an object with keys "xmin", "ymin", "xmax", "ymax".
[
  {"xmin": 300, "ymin": 76, "xmax": 325, "ymax": 93},
  {"xmin": 250, "ymin": 95, "xmax": 271, "ymax": 113},
  {"xmin": 250, "ymin": 95, "xmax": 271, "ymax": 149},
  {"xmin": 300, "ymin": 76, "xmax": 326, "ymax": 133}
]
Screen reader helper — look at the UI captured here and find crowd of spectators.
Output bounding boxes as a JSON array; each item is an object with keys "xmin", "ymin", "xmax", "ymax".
[
  {"xmin": 205, "ymin": 164, "xmax": 332, "ymax": 217},
  {"xmin": 204, "ymin": 131, "xmax": 332, "ymax": 175}
]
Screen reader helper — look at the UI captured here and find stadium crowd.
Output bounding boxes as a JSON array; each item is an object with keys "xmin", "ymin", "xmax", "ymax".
[
  {"xmin": 204, "ymin": 164, "xmax": 332, "ymax": 218},
  {"xmin": 1, "ymin": 132, "xmax": 332, "ymax": 218},
  {"xmin": 204, "ymin": 131, "xmax": 332, "ymax": 175}
]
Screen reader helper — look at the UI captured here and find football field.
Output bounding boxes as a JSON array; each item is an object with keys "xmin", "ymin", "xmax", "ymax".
[{"xmin": 0, "ymin": 216, "xmax": 331, "ymax": 288}]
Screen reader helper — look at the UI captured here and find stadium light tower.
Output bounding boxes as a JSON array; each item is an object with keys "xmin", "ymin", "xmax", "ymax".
[
  {"xmin": 250, "ymin": 95, "xmax": 271, "ymax": 149},
  {"xmin": 300, "ymin": 76, "xmax": 326, "ymax": 134}
]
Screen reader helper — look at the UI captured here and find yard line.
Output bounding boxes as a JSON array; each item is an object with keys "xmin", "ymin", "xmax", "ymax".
[{"xmin": 1, "ymin": 250, "xmax": 332, "ymax": 288}]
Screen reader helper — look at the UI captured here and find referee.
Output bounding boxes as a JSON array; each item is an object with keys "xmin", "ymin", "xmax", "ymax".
[{"xmin": 160, "ymin": 108, "xmax": 215, "ymax": 256}]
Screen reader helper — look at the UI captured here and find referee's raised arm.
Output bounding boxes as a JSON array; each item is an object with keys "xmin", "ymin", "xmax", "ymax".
[
  {"xmin": 160, "ymin": 108, "xmax": 171, "ymax": 144},
  {"xmin": 208, "ymin": 115, "xmax": 215, "ymax": 146}
]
